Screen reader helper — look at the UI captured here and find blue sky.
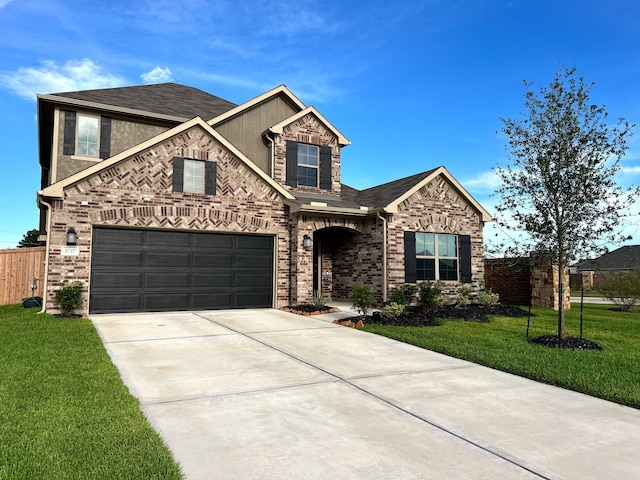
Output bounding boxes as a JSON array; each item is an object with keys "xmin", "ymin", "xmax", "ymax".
[{"xmin": 1, "ymin": 0, "xmax": 639, "ymax": 254}]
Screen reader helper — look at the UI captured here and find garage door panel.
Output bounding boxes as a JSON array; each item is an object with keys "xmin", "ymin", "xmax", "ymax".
[
  {"xmin": 92, "ymin": 272, "xmax": 143, "ymax": 289},
  {"xmin": 146, "ymin": 273, "xmax": 190, "ymax": 288},
  {"xmin": 146, "ymin": 230, "xmax": 190, "ymax": 248},
  {"xmin": 146, "ymin": 252, "xmax": 191, "ymax": 267},
  {"xmin": 90, "ymin": 294, "xmax": 142, "ymax": 313},
  {"xmin": 92, "ymin": 251, "xmax": 144, "ymax": 267},
  {"xmin": 193, "ymin": 253, "xmax": 233, "ymax": 268},
  {"xmin": 193, "ymin": 234, "xmax": 234, "ymax": 249},
  {"xmin": 192, "ymin": 274, "xmax": 233, "ymax": 288},
  {"xmin": 90, "ymin": 228, "xmax": 274, "ymax": 313},
  {"xmin": 144, "ymin": 293, "xmax": 190, "ymax": 310}
]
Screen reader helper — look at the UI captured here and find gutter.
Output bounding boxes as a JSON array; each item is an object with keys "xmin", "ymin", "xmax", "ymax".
[
  {"xmin": 377, "ymin": 211, "xmax": 388, "ymax": 302},
  {"xmin": 37, "ymin": 195, "xmax": 52, "ymax": 314}
]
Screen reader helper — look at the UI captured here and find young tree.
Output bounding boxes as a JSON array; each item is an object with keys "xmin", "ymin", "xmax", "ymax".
[
  {"xmin": 495, "ymin": 66, "xmax": 637, "ymax": 339},
  {"xmin": 17, "ymin": 229, "xmax": 44, "ymax": 248}
]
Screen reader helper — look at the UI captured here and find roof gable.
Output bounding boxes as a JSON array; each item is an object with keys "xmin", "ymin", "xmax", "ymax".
[
  {"xmin": 38, "ymin": 117, "xmax": 295, "ymax": 201},
  {"xmin": 268, "ymin": 106, "xmax": 350, "ymax": 146},
  {"xmin": 210, "ymin": 85, "xmax": 306, "ymax": 125},
  {"xmin": 38, "ymin": 83, "xmax": 237, "ymax": 121}
]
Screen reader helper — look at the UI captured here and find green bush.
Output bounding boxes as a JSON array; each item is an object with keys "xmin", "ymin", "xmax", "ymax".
[
  {"xmin": 477, "ymin": 287, "xmax": 500, "ymax": 306},
  {"xmin": 389, "ymin": 284, "xmax": 417, "ymax": 306},
  {"xmin": 54, "ymin": 281, "xmax": 84, "ymax": 314},
  {"xmin": 599, "ymin": 269, "xmax": 640, "ymax": 311},
  {"xmin": 382, "ymin": 302, "xmax": 405, "ymax": 319},
  {"xmin": 350, "ymin": 283, "xmax": 377, "ymax": 316},
  {"xmin": 417, "ymin": 281, "xmax": 446, "ymax": 312},
  {"xmin": 455, "ymin": 285, "xmax": 473, "ymax": 307}
]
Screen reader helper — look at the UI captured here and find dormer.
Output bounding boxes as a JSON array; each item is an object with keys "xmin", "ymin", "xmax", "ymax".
[{"xmin": 268, "ymin": 107, "xmax": 350, "ymax": 196}]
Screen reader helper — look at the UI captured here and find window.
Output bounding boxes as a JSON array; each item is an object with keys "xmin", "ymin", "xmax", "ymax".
[
  {"xmin": 172, "ymin": 157, "xmax": 216, "ymax": 195},
  {"xmin": 297, "ymin": 144, "xmax": 319, "ymax": 187},
  {"xmin": 415, "ymin": 233, "xmax": 458, "ymax": 281},
  {"xmin": 77, "ymin": 115, "xmax": 99, "ymax": 157},
  {"xmin": 404, "ymin": 232, "xmax": 472, "ymax": 283},
  {"xmin": 285, "ymin": 141, "xmax": 332, "ymax": 190},
  {"xmin": 184, "ymin": 159, "xmax": 205, "ymax": 193},
  {"xmin": 63, "ymin": 111, "xmax": 111, "ymax": 159}
]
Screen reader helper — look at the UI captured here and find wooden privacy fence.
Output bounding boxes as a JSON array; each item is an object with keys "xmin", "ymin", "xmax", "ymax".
[{"xmin": 0, "ymin": 247, "xmax": 46, "ymax": 305}]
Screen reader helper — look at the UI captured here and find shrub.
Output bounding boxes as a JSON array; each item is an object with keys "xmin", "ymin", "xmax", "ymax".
[
  {"xmin": 350, "ymin": 283, "xmax": 377, "ymax": 316},
  {"xmin": 389, "ymin": 284, "xmax": 417, "ymax": 306},
  {"xmin": 599, "ymin": 269, "xmax": 640, "ymax": 311},
  {"xmin": 455, "ymin": 285, "xmax": 473, "ymax": 307},
  {"xmin": 313, "ymin": 290, "xmax": 326, "ymax": 308},
  {"xmin": 54, "ymin": 281, "xmax": 84, "ymax": 314},
  {"xmin": 477, "ymin": 287, "xmax": 500, "ymax": 306},
  {"xmin": 382, "ymin": 302, "xmax": 405, "ymax": 319},
  {"xmin": 417, "ymin": 281, "xmax": 446, "ymax": 312}
]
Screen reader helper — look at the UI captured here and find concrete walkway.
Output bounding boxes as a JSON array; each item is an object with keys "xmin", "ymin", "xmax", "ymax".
[{"xmin": 91, "ymin": 309, "xmax": 640, "ymax": 480}]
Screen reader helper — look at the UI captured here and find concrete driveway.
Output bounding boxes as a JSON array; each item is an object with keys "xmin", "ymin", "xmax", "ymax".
[{"xmin": 91, "ymin": 309, "xmax": 640, "ymax": 480}]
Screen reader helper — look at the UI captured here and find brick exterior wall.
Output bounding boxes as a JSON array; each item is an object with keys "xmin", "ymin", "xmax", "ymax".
[
  {"xmin": 387, "ymin": 176, "xmax": 486, "ymax": 296},
  {"xmin": 44, "ymin": 125, "xmax": 292, "ymax": 314}
]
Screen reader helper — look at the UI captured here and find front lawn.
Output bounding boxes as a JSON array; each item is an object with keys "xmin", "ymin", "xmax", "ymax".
[
  {"xmin": 0, "ymin": 304, "xmax": 183, "ymax": 479},
  {"xmin": 363, "ymin": 303, "xmax": 640, "ymax": 408}
]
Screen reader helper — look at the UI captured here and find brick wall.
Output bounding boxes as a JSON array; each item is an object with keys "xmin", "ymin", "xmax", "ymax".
[
  {"xmin": 484, "ymin": 258, "xmax": 531, "ymax": 305},
  {"xmin": 44, "ymin": 125, "xmax": 292, "ymax": 314}
]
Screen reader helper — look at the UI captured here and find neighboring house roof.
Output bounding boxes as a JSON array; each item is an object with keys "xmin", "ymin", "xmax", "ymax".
[
  {"xmin": 288, "ymin": 166, "xmax": 493, "ymax": 221},
  {"xmin": 574, "ymin": 245, "xmax": 640, "ymax": 271},
  {"xmin": 38, "ymin": 117, "xmax": 295, "ymax": 201},
  {"xmin": 38, "ymin": 83, "xmax": 237, "ymax": 122}
]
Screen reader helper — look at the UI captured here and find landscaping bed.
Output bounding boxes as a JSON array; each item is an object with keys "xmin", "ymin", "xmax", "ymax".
[
  {"xmin": 369, "ymin": 304, "xmax": 530, "ymax": 326},
  {"xmin": 279, "ymin": 304, "xmax": 340, "ymax": 316}
]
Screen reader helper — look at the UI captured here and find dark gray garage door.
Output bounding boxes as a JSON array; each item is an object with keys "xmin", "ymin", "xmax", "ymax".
[{"xmin": 89, "ymin": 228, "xmax": 274, "ymax": 313}]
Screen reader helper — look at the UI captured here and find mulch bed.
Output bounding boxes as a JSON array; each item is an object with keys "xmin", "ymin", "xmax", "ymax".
[
  {"xmin": 279, "ymin": 305, "xmax": 340, "ymax": 316},
  {"xmin": 528, "ymin": 335, "xmax": 603, "ymax": 350},
  {"xmin": 369, "ymin": 304, "xmax": 530, "ymax": 327}
]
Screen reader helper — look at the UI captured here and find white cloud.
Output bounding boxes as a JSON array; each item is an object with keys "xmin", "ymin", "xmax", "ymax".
[
  {"xmin": 0, "ymin": 59, "xmax": 126, "ymax": 100},
  {"xmin": 0, "ymin": 0, "xmax": 14, "ymax": 8},
  {"xmin": 460, "ymin": 169, "xmax": 501, "ymax": 193},
  {"xmin": 141, "ymin": 67, "xmax": 173, "ymax": 84}
]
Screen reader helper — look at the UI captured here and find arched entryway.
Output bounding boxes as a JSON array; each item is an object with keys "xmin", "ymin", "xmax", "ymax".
[{"xmin": 312, "ymin": 226, "xmax": 361, "ymax": 302}]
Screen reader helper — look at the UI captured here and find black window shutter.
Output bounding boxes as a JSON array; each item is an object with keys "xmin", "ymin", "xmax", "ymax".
[
  {"xmin": 99, "ymin": 116, "xmax": 111, "ymax": 159},
  {"xmin": 172, "ymin": 157, "xmax": 184, "ymax": 192},
  {"xmin": 285, "ymin": 141, "xmax": 298, "ymax": 187},
  {"xmin": 205, "ymin": 161, "xmax": 217, "ymax": 195},
  {"xmin": 63, "ymin": 111, "xmax": 76, "ymax": 155},
  {"xmin": 404, "ymin": 231, "xmax": 417, "ymax": 283},
  {"xmin": 459, "ymin": 234, "xmax": 472, "ymax": 283},
  {"xmin": 319, "ymin": 146, "xmax": 332, "ymax": 190}
]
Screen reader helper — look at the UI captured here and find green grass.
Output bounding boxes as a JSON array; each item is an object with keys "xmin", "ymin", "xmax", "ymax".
[
  {"xmin": 363, "ymin": 303, "xmax": 640, "ymax": 408},
  {"xmin": 0, "ymin": 304, "xmax": 183, "ymax": 479}
]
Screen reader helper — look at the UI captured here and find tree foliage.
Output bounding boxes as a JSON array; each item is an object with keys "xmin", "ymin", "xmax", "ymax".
[
  {"xmin": 17, "ymin": 229, "xmax": 44, "ymax": 248},
  {"xmin": 494, "ymin": 66, "xmax": 638, "ymax": 338}
]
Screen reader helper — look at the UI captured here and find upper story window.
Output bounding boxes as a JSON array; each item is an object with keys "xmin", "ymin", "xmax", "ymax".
[
  {"xmin": 297, "ymin": 144, "xmax": 319, "ymax": 187},
  {"xmin": 183, "ymin": 159, "xmax": 205, "ymax": 193},
  {"xmin": 172, "ymin": 157, "xmax": 217, "ymax": 195},
  {"xmin": 285, "ymin": 141, "xmax": 332, "ymax": 190},
  {"xmin": 415, "ymin": 233, "xmax": 458, "ymax": 281},
  {"xmin": 77, "ymin": 115, "xmax": 99, "ymax": 157},
  {"xmin": 63, "ymin": 110, "xmax": 111, "ymax": 159}
]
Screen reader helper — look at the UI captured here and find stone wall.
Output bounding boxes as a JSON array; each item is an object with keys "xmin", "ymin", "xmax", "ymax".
[{"xmin": 531, "ymin": 264, "xmax": 571, "ymax": 310}]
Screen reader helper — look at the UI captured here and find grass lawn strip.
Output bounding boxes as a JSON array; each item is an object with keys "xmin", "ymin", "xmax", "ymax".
[
  {"xmin": 363, "ymin": 303, "xmax": 640, "ymax": 409},
  {"xmin": 0, "ymin": 304, "xmax": 183, "ymax": 479}
]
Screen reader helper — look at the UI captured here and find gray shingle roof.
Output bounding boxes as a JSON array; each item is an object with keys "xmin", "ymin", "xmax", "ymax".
[
  {"xmin": 50, "ymin": 83, "xmax": 237, "ymax": 120},
  {"xmin": 575, "ymin": 245, "xmax": 640, "ymax": 271},
  {"xmin": 292, "ymin": 169, "xmax": 439, "ymax": 212}
]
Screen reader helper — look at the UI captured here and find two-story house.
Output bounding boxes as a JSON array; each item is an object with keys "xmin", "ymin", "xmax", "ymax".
[{"xmin": 36, "ymin": 83, "xmax": 492, "ymax": 315}]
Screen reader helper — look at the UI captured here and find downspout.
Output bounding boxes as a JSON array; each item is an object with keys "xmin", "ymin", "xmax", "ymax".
[
  {"xmin": 264, "ymin": 131, "xmax": 275, "ymax": 177},
  {"xmin": 377, "ymin": 211, "xmax": 387, "ymax": 302},
  {"xmin": 38, "ymin": 196, "xmax": 52, "ymax": 314}
]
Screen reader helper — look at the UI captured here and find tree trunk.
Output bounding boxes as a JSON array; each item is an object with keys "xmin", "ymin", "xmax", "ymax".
[{"xmin": 557, "ymin": 261, "xmax": 566, "ymax": 340}]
